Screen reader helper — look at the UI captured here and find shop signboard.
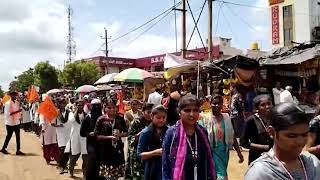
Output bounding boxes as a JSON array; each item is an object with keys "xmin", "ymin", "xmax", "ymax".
[
  {"xmin": 272, "ymin": 6, "xmax": 280, "ymax": 44},
  {"xmin": 108, "ymin": 59, "xmax": 134, "ymax": 66},
  {"xmin": 269, "ymin": 0, "xmax": 284, "ymax": 6}
]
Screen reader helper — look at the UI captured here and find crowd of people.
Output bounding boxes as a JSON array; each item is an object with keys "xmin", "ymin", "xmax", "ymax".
[{"xmin": 0, "ymin": 85, "xmax": 320, "ymax": 180}]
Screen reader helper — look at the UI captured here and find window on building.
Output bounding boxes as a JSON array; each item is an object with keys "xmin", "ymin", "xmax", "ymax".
[
  {"xmin": 284, "ymin": 28, "xmax": 293, "ymax": 46},
  {"xmin": 283, "ymin": 5, "xmax": 294, "ymax": 46},
  {"xmin": 283, "ymin": 5, "xmax": 292, "ymax": 18}
]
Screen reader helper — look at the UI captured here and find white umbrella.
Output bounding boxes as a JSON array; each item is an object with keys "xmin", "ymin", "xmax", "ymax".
[
  {"xmin": 94, "ymin": 73, "xmax": 119, "ymax": 85},
  {"xmin": 75, "ymin": 85, "xmax": 97, "ymax": 93},
  {"xmin": 46, "ymin": 89, "xmax": 65, "ymax": 94}
]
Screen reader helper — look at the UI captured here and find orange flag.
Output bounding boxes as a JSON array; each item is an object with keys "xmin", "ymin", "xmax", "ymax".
[
  {"xmin": 1, "ymin": 94, "xmax": 11, "ymax": 104},
  {"xmin": 117, "ymin": 91, "xmax": 125, "ymax": 115},
  {"xmin": 28, "ymin": 85, "xmax": 39, "ymax": 103},
  {"xmin": 38, "ymin": 96, "xmax": 58, "ymax": 123}
]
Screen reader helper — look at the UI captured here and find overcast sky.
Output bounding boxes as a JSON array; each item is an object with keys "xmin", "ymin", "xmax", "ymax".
[{"xmin": 0, "ymin": 0, "xmax": 270, "ymax": 90}]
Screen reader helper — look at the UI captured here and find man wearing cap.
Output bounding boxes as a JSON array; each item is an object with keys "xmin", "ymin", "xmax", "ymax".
[
  {"xmin": 80, "ymin": 98, "xmax": 103, "ymax": 180},
  {"xmin": 1, "ymin": 91, "xmax": 25, "ymax": 155}
]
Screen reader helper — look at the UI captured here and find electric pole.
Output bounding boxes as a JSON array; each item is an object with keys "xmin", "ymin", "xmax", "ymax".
[
  {"xmin": 173, "ymin": 0, "xmax": 187, "ymax": 58},
  {"xmin": 182, "ymin": 0, "xmax": 187, "ymax": 58},
  {"xmin": 104, "ymin": 28, "xmax": 111, "ymax": 74},
  {"xmin": 105, "ymin": 28, "xmax": 109, "ymax": 57},
  {"xmin": 208, "ymin": 0, "xmax": 213, "ymax": 62}
]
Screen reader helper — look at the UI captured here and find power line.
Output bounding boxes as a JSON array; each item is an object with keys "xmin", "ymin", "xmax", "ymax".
[
  {"xmin": 127, "ymin": 9, "xmax": 173, "ymax": 45},
  {"xmin": 90, "ymin": 43, "xmax": 105, "ymax": 57},
  {"xmin": 186, "ymin": 0, "xmax": 206, "ymax": 51},
  {"xmin": 186, "ymin": 0, "xmax": 207, "ymax": 49},
  {"xmin": 214, "ymin": 2, "xmax": 223, "ymax": 36},
  {"xmin": 215, "ymin": 0, "xmax": 266, "ymax": 9},
  {"xmin": 224, "ymin": 3, "xmax": 260, "ymax": 33},
  {"xmin": 109, "ymin": 1, "xmax": 182, "ymax": 44},
  {"xmin": 216, "ymin": 0, "xmax": 320, "ymax": 18},
  {"xmin": 220, "ymin": 4, "xmax": 240, "ymax": 45}
]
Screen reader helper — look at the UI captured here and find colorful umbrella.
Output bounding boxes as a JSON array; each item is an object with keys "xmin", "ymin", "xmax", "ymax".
[
  {"xmin": 75, "ymin": 85, "xmax": 97, "ymax": 93},
  {"xmin": 94, "ymin": 73, "xmax": 119, "ymax": 85},
  {"xmin": 96, "ymin": 84, "xmax": 123, "ymax": 91},
  {"xmin": 114, "ymin": 68, "xmax": 153, "ymax": 83}
]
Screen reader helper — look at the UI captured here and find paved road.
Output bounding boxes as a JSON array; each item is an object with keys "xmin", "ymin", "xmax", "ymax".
[{"xmin": 0, "ymin": 115, "xmax": 248, "ymax": 180}]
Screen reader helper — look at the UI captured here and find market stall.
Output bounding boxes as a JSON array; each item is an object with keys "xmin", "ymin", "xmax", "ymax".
[{"xmin": 259, "ymin": 42, "xmax": 320, "ymax": 115}]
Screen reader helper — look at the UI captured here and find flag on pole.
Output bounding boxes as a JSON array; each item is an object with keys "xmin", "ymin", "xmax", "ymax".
[
  {"xmin": 28, "ymin": 85, "xmax": 39, "ymax": 103},
  {"xmin": 38, "ymin": 96, "xmax": 58, "ymax": 123},
  {"xmin": 1, "ymin": 94, "xmax": 11, "ymax": 104}
]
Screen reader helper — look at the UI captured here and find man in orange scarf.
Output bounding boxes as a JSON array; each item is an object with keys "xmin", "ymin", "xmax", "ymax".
[{"xmin": 0, "ymin": 91, "xmax": 25, "ymax": 155}]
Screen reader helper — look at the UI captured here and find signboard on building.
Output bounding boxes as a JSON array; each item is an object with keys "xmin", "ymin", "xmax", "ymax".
[
  {"xmin": 151, "ymin": 55, "xmax": 165, "ymax": 65},
  {"xmin": 272, "ymin": 6, "xmax": 280, "ymax": 44},
  {"xmin": 108, "ymin": 59, "xmax": 134, "ymax": 66},
  {"xmin": 269, "ymin": 0, "xmax": 284, "ymax": 5}
]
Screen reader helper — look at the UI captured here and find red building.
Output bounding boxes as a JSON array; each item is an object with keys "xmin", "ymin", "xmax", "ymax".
[{"xmin": 83, "ymin": 46, "xmax": 221, "ymax": 75}]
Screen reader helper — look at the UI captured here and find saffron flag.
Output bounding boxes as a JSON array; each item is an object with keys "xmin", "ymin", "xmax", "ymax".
[
  {"xmin": 38, "ymin": 96, "xmax": 58, "ymax": 123},
  {"xmin": 117, "ymin": 91, "xmax": 125, "ymax": 115},
  {"xmin": 1, "ymin": 94, "xmax": 11, "ymax": 104},
  {"xmin": 28, "ymin": 85, "xmax": 39, "ymax": 103}
]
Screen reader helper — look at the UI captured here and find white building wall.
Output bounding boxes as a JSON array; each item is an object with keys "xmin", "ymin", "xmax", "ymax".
[
  {"xmin": 295, "ymin": 0, "xmax": 311, "ymax": 43},
  {"xmin": 271, "ymin": 0, "xmax": 320, "ymax": 49},
  {"xmin": 309, "ymin": 0, "xmax": 320, "ymax": 40}
]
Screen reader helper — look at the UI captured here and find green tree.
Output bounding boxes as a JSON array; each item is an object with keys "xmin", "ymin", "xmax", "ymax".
[
  {"xmin": 0, "ymin": 86, "xmax": 4, "ymax": 97},
  {"xmin": 59, "ymin": 61, "xmax": 99, "ymax": 89},
  {"xmin": 34, "ymin": 61, "xmax": 60, "ymax": 92},
  {"xmin": 14, "ymin": 68, "xmax": 34, "ymax": 92},
  {"xmin": 9, "ymin": 81, "xmax": 18, "ymax": 92}
]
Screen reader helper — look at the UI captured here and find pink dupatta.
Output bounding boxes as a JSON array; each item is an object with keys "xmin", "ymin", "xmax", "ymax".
[{"xmin": 173, "ymin": 120, "xmax": 216, "ymax": 180}]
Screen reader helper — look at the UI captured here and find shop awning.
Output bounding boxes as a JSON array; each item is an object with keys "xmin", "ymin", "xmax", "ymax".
[
  {"xmin": 260, "ymin": 44, "xmax": 320, "ymax": 65},
  {"xmin": 164, "ymin": 53, "xmax": 198, "ymax": 79}
]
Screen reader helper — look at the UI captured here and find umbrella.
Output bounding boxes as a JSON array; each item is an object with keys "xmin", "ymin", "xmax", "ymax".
[
  {"xmin": 94, "ymin": 73, "xmax": 119, "ymax": 85},
  {"xmin": 46, "ymin": 89, "xmax": 66, "ymax": 94},
  {"xmin": 114, "ymin": 68, "xmax": 153, "ymax": 83},
  {"xmin": 96, "ymin": 84, "xmax": 123, "ymax": 91},
  {"xmin": 75, "ymin": 85, "xmax": 97, "ymax": 93}
]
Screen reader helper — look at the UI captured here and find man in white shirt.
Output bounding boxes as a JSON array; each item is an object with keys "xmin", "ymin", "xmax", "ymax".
[
  {"xmin": 280, "ymin": 86, "xmax": 294, "ymax": 103},
  {"xmin": 272, "ymin": 81, "xmax": 284, "ymax": 105},
  {"xmin": 1, "ymin": 91, "xmax": 25, "ymax": 155},
  {"xmin": 147, "ymin": 88, "xmax": 162, "ymax": 106}
]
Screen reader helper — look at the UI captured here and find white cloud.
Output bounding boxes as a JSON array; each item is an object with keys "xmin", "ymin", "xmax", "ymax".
[
  {"xmin": 111, "ymin": 33, "xmax": 176, "ymax": 58},
  {"xmin": 89, "ymin": 21, "xmax": 122, "ymax": 37},
  {"xmin": 0, "ymin": 0, "xmax": 67, "ymax": 90}
]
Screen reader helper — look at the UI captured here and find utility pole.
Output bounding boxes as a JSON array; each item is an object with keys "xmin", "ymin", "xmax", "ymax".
[
  {"xmin": 182, "ymin": 0, "xmax": 187, "ymax": 58},
  {"xmin": 208, "ymin": 0, "xmax": 213, "ymax": 62},
  {"xmin": 104, "ymin": 28, "xmax": 111, "ymax": 74},
  {"xmin": 105, "ymin": 28, "xmax": 109, "ymax": 57},
  {"xmin": 174, "ymin": 0, "xmax": 178, "ymax": 52}
]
